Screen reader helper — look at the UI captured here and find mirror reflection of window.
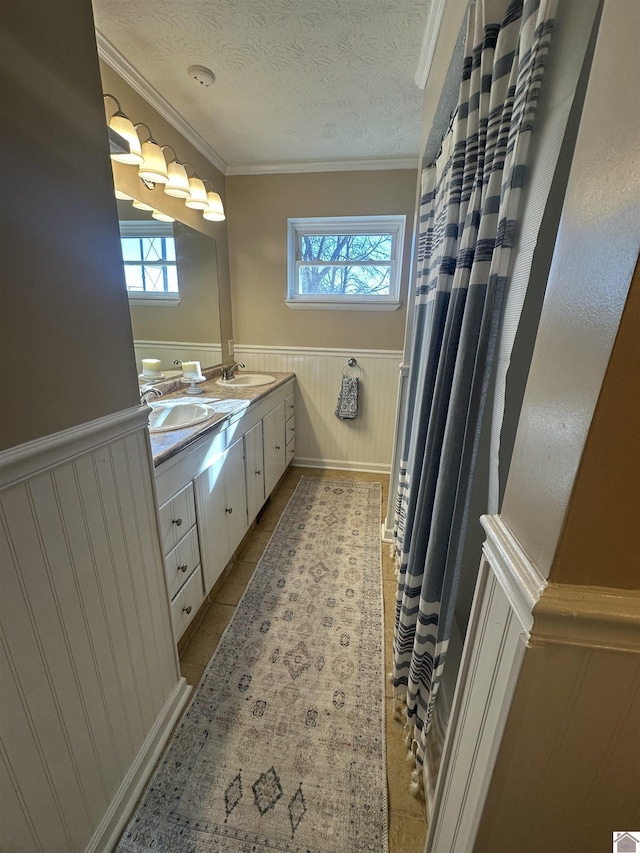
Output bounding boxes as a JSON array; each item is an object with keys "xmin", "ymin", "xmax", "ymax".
[{"xmin": 119, "ymin": 221, "xmax": 180, "ymax": 297}]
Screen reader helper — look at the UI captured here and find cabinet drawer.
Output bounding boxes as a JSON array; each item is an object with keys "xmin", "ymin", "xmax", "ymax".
[
  {"xmin": 285, "ymin": 415, "xmax": 295, "ymax": 446},
  {"xmin": 165, "ymin": 526, "xmax": 200, "ymax": 600},
  {"xmin": 158, "ymin": 482, "xmax": 196, "ymax": 555},
  {"xmin": 170, "ymin": 565, "xmax": 204, "ymax": 639},
  {"xmin": 286, "ymin": 438, "xmax": 295, "ymax": 466},
  {"xmin": 285, "ymin": 392, "xmax": 295, "ymax": 418}
]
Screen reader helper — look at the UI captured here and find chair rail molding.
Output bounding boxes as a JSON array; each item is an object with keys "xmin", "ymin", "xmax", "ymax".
[
  {"xmin": 480, "ymin": 513, "xmax": 548, "ymax": 637},
  {"xmin": 0, "ymin": 405, "xmax": 149, "ymax": 491}
]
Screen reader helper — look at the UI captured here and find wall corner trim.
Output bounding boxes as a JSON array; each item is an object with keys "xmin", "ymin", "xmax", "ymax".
[
  {"xmin": 480, "ymin": 514, "xmax": 548, "ymax": 637},
  {"xmin": 531, "ymin": 583, "xmax": 640, "ymax": 653},
  {"xmin": 0, "ymin": 405, "xmax": 150, "ymax": 490}
]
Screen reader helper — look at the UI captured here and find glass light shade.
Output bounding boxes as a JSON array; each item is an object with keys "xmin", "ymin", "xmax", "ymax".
[
  {"xmin": 138, "ymin": 140, "xmax": 168, "ymax": 184},
  {"xmin": 184, "ymin": 176, "xmax": 208, "ymax": 209},
  {"xmin": 132, "ymin": 199, "xmax": 154, "ymax": 211},
  {"xmin": 152, "ymin": 210, "xmax": 175, "ymax": 222},
  {"xmin": 114, "ymin": 189, "xmax": 133, "ymax": 201},
  {"xmin": 202, "ymin": 191, "xmax": 226, "ymax": 221},
  {"xmin": 164, "ymin": 161, "xmax": 191, "ymax": 198},
  {"xmin": 109, "ymin": 114, "xmax": 144, "ymax": 164}
]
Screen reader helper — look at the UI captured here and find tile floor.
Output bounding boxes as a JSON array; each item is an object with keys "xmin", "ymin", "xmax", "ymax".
[{"xmin": 179, "ymin": 466, "xmax": 427, "ymax": 853}]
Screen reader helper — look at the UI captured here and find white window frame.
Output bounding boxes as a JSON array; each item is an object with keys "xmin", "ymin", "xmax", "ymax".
[
  {"xmin": 286, "ymin": 215, "xmax": 405, "ymax": 310},
  {"xmin": 119, "ymin": 219, "xmax": 181, "ymax": 307}
]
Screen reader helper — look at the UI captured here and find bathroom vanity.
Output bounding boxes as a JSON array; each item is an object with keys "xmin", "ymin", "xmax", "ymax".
[{"xmin": 149, "ymin": 373, "xmax": 296, "ymax": 639}]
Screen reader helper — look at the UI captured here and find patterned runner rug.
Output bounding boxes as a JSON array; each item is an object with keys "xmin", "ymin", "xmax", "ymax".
[{"xmin": 118, "ymin": 476, "xmax": 388, "ymax": 852}]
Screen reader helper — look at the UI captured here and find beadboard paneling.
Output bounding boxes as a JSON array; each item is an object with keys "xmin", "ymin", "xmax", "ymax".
[
  {"xmin": 0, "ymin": 425, "xmax": 185, "ymax": 852},
  {"xmin": 235, "ymin": 345, "xmax": 402, "ymax": 472},
  {"xmin": 133, "ymin": 340, "xmax": 223, "ymax": 375}
]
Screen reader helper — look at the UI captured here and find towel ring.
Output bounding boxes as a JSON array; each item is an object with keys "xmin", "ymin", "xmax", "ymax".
[{"xmin": 342, "ymin": 358, "xmax": 363, "ymax": 377}]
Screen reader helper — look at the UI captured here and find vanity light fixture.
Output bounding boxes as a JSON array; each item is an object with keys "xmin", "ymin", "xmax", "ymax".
[
  {"xmin": 131, "ymin": 199, "xmax": 155, "ymax": 211},
  {"xmin": 151, "ymin": 210, "xmax": 175, "ymax": 222},
  {"xmin": 162, "ymin": 147, "xmax": 191, "ymax": 199},
  {"xmin": 184, "ymin": 173, "xmax": 209, "ymax": 210},
  {"xmin": 103, "ymin": 94, "xmax": 144, "ymax": 164},
  {"xmin": 114, "ymin": 189, "xmax": 133, "ymax": 201},
  {"xmin": 135, "ymin": 123, "xmax": 169, "ymax": 185},
  {"xmin": 202, "ymin": 181, "xmax": 226, "ymax": 221}
]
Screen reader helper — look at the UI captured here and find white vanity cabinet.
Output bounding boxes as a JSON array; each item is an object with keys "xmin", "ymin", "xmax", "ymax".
[
  {"xmin": 194, "ymin": 436, "xmax": 248, "ymax": 594},
  {"xmin": 263, "ymin": 401, "xmax": 286, "ymax": 497},
  {"xmin": 153, "ymin": 377, "xmax": 295, "ymax": 641}
]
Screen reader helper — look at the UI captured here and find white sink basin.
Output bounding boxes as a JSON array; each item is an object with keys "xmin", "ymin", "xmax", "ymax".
[
  {"xmin": 215, "ymin": 373, "xmax": 276, "ymax": 388},
  {"xmin": 148, "ymin": 400, "xmax": 216, "ymax": 432}
]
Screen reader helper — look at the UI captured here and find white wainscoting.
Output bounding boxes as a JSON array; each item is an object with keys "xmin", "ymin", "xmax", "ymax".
[
  {"xmin": 0, "ymin": 410, "xmax": 188, "ymax": 853},
  {"xmin": 425, "ymin": 512, "xmax": 640, "ymax": 851},
  {"xmin": 134, "ymin": 340, "xmax": 224, "ymax": 375},
  {"xmin": 426, "ymin": 513, "xmax": 546, "ymax": 850},
  {"xmin": 235, "ymin": 345, "xmax": 403, "ymax": 473}
]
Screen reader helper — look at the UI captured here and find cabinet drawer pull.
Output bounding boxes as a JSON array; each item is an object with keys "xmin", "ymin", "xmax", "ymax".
[
  {"xmin": 172, "ymin": 517, "xmax": 183, "ymax": 527},
  {"xmin": 255, "ymin": 469, "xmax": 261, "ymax": 476},
  {"xmin": 183, "ymin": 605, "xmax": 192, "ymax": 615},
  {"xmin": 178, "ymin": 563, "xmax": 189, "ymax": 573},
  {"xmin": 225, "ymin": 507, "xmax": 233, "ymax": 514},
  {"xmin": 275, "ymin": 445, "xmax": 281, "ymax": 450}
]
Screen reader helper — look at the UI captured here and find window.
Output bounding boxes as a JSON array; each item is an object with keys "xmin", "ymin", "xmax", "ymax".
[
  {"xmin": 287, "ymin": 215, "xmax": 405, "ymax": 310},
  {"xmin": 119, "ymin": 220, "xmax": 180, "ymax": 306}
]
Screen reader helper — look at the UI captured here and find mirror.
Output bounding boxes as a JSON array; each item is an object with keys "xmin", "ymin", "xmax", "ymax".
[{"xmin": 116, "ymin": 198, "xmax": 223, "ymax": 380}]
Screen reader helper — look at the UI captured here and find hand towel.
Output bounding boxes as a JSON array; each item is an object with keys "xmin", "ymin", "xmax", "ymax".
[{"xmin": 335, "ymin": 376, "xmax": 359, "ymax": 419}]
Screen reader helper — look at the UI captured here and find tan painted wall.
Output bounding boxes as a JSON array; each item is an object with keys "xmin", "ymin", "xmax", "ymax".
[
  {"xmin": 225, "ymin": 170, "xmax": 417, "ymax": 349},
  {"xmin": 99, "ymin": 62, "xmax": 234, "ymax": 362},
  {"xmin": 550, "ymin": 257, "xmax": 640, "ymax": 590},
  {"xmin": 0, "ymin": 1, "xmax": 139, "ymax": 450},
  {"xmin": 500, "ymin": 0, "xmax": 640, "ymax": 577}
]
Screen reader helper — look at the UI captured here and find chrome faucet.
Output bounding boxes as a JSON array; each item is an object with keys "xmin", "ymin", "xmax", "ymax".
[
  {"xmin": 140, "ymin": 385, "xmax": 163, "ymax": 405},
  {"xmin": 221, "ymin": 361, "xmax": 245, "ymax": 381}
]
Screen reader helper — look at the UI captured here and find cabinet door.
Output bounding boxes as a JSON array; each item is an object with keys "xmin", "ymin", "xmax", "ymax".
[
  {"xmin": 222, "ymin": 437, "xmax": 249, "ymax": 554},
  {"xmin": 263, "ymin": 401, "xmax": 286, "ymax": 497},
  {"xmin": 244, "ymin": 421, "xmax": 265, "ymax": 522},
  {"xmin": 194, "ymin": 450, "xmax": 230, "ymax": 594},
  {"xmin": 194, "ymin": 438, "xmax": 249, "ymax": 596}
]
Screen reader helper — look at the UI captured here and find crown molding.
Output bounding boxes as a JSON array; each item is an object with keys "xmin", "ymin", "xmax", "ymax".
[
  {"xmin": 414, "ymin": 0, "xmax": 450, "ymax": 89},
  {"xmin": 226, "ymin": 157, "xmax": 419, "ymax": 176},
  {"xmin": 96, "ymin": 32, "xmax": 419, "ymax": 178},
  {"xmin": 96, "ymin": 30, "xmax": 228, "ymax": 176}
]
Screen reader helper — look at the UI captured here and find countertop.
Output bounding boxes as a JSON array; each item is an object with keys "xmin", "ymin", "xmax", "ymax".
[{"xmin": 145, "ymin": 371, "xmax": 295, "ymax": 467}]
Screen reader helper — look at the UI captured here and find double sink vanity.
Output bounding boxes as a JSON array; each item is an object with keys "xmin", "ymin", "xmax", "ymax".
[{"xmin": 143, "ymin": 370, "xmax": 296, "ymax": 641}]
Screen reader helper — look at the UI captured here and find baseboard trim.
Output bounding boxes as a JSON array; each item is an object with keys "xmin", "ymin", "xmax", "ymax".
[
  {"xmin": 0, "ymin": 406, "xmax": 150, "ymax": 491},
  {"xmin": 532, "ymin": 582, "xmax": 640, "ymax": 653},
  {"xmin": 480, "ymin": 514, "xmax": 547, "ymax": 637},
  {"xmin": 292, "ymin": 457, "xmax": 391, "ymax": 475},
  {"xmin": 86, "ymin": 678, "xmax": 191, "ymax": 853}
]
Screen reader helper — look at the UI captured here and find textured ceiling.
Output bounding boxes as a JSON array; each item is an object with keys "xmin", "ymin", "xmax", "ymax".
[{"xmin": 91, "ymin": 0, "xmax": 429, "ymax": 173}]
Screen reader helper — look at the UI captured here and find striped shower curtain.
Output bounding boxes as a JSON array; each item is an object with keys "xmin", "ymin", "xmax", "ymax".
[{"xmin": 392, "ymin": 0, "xmax": 556, "ymax": 767}]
